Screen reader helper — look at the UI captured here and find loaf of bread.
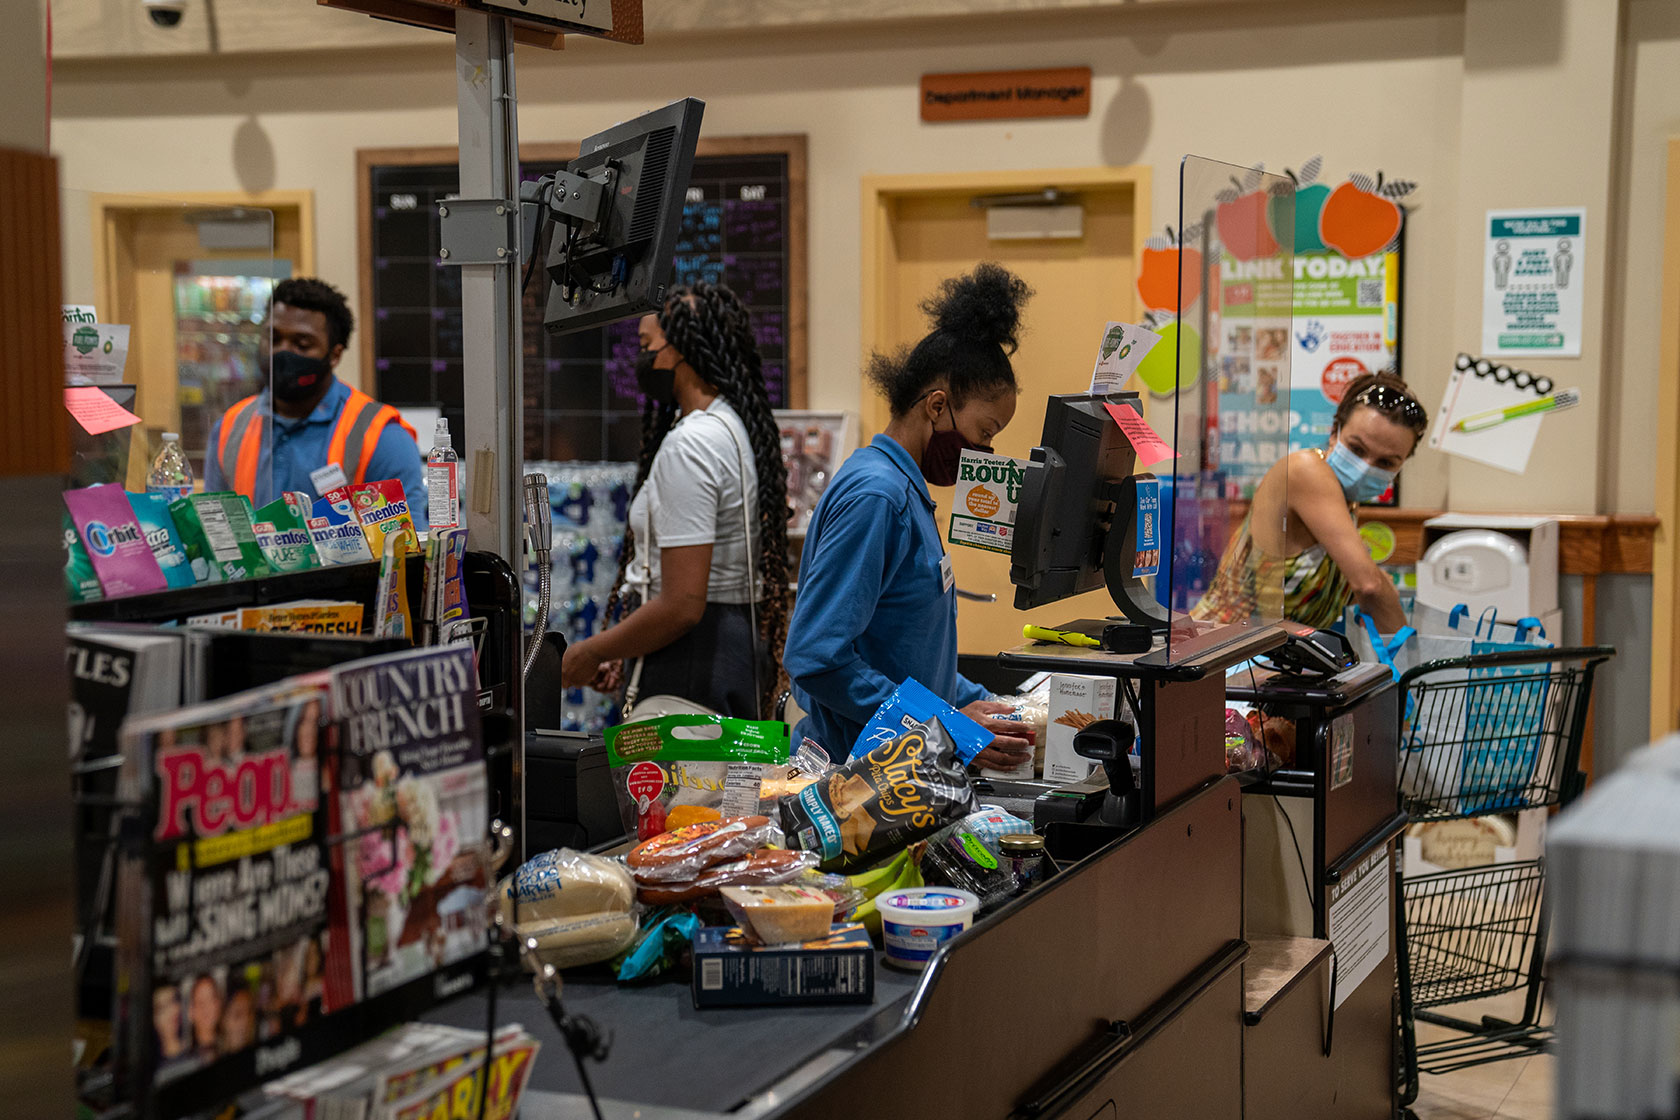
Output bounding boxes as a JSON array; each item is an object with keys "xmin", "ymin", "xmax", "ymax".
[{"xmin": 496, "ymin": 848, "xmax": 636, "ymax": 928}]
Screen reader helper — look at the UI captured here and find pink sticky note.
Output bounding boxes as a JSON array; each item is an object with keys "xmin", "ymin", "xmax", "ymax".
[
  {"xmin": 1105, "ymin": 402, "xmax": 1179, "ymax": 466},
  {"xmin": 65, "ymin": 387, "xmax": 143, "ymax": 435}
]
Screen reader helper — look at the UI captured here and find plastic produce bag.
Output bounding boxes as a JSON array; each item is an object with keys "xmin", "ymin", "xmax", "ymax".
[{"xmin": 605, "ymin": 715, "xmax": 790, "ymax": 839}]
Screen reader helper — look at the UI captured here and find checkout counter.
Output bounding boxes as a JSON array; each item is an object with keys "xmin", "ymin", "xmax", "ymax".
[{"xmin": 471, "ymin": 391, "xmax": 1404, "ymax": 1118}]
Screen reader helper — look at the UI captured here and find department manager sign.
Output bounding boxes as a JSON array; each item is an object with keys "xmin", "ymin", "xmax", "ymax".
[{"xmin": 921, "ymin": 67, "xmax": 1092, "ymax": 122}]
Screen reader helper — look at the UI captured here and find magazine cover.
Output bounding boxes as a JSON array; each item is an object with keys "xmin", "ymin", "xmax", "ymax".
[
  {"xmin": 382, "ymin": 1031, "xmax": 540, "ymax": 1120},
  {"xmin": 116, "ymin": 679, "xmax": 332, "ymax": 1095},
  {"xmin": 327, "ymin": 645, "xmax": 487, "ymax": 1002}
]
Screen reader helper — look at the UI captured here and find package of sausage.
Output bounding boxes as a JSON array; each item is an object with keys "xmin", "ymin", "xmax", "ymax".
[{"xmin": 604, "ymin": 715, "xmax": 790, "ymax": 840}]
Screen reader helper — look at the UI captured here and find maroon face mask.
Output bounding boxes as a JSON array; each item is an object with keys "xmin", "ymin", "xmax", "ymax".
[{"xmin": 920, "ymin": 407, "xmax": 989, "ymax": 487}]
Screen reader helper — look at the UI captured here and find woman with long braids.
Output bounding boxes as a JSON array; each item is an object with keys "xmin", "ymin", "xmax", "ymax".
[
  {"xmin": 560, "ymin": 282, "xmax": 789, "ymax": 718},
  {"xmin": 783, "ymin": 263, "xmax": 1035, "ymax": 768}
]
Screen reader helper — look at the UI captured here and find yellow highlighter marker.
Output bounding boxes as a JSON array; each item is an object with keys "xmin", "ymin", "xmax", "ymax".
[{"xmin": 1023, "ymin": 624, "xmax": 1100, "ymax": 648}]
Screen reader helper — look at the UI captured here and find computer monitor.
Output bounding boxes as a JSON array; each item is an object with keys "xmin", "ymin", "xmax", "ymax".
[
  {"xmin": 538, "ymin": 97, "xmax": 706, "ymax": 336},
  {"xmin": 1009, "ymin": 392, "xmax": 1169, "ymax": 627}
]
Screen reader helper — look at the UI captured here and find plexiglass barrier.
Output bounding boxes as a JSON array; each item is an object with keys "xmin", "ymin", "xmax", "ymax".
[
  {"xmin": 59, "ymin": 186, "xmax": 279, "ymax": 600},
  {"xmin": 1161, "ymin": 156, "xmax": 1296, "ymax": 663}
]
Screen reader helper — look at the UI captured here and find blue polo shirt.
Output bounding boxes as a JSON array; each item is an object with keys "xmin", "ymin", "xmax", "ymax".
[
  {"xmin": 784, "ymin": 433, "xmax": 987, "ymax": 759},
  {"xmin": 203, "ymin": 378, "xmax": 428, "ymax": 530}
]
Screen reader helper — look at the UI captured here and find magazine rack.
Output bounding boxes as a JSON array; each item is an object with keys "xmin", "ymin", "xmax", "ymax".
[{"xmin": 74, "ymin": 558, "xmax": 527, "ymax": 1120}]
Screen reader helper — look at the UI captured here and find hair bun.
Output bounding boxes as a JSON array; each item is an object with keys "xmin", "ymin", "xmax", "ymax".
[{"xmin": 921, "ymin": 262, "xmax": 1033, "ymax": 355}]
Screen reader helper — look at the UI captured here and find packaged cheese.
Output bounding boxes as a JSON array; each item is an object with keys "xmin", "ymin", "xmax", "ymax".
[{"xmin": 722, "ymin": 885, "xmax": 837, "ymax": 945}]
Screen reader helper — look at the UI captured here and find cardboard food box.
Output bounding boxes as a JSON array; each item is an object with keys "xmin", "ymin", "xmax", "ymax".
[
  {"xmin": 1044, "ymin": 673, "xmax": 1118, "ymax": 784},
  {"xmin": 691, "ymin": 923, "xmax": 874, "ymax": 1008}
]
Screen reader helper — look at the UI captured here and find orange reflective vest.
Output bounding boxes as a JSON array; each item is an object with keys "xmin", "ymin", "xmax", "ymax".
[{"xmin": 215, "ymin": 386, "xmax": 418, "ymax": 501}]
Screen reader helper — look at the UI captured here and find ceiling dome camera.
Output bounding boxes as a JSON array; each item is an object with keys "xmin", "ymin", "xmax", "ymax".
[{"xmin": 143, "ymin": 0, "xmax": 186, "ymax": 27}]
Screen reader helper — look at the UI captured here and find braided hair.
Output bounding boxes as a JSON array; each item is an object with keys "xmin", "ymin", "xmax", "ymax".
[{"xmin": 604, "ymin": 282, "xmax": 791, "ymax": 717}]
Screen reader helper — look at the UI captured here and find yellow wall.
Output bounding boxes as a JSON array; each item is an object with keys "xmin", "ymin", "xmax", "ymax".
[
  {"xmin": 3, "ymin": 0, "xmax": 47, "ymax": 153},
  {"xmin": 47, "ymin": 0, "xmax": 1680, "ymax": 515}
]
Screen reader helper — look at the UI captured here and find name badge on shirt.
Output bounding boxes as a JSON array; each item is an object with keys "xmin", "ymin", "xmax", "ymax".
[
  {"xmin": 940, "ymin": 553, "xmax": 955, "ymax": 594},
  {"xmin": 310, "ymin": 462, "xmax": 348, "ymax": 495}
]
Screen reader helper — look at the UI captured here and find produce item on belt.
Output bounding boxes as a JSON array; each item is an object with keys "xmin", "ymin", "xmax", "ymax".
[
  {"xmin": 626, "ymin": 816, "xmax": 781, "ymax": 883},
  {"xmin": 722, "ymin": 885, "xmax": 838, "ymax": 945},
  {"xmin": 494, "ymin": 848, "xmax": 638, "ymax": 970},
  {"xmin": 784, "ymin": 710, "xmax": 977, "ymax": 874},
  {"xmin": 851, "ymin": 850, "xmax": 926, "ymax": 939},
  {"xmin": 605, "ymin": 714, "xmax": 790, "ymax": 840},
  {"xmin": 636, "ymin": 849, "xmax": 816, "ymax": 906},
  {"xmin": 849, "ymin": 678, "xmax": 990, "ymax": 766},
  {"xmin": 665, "ymin": 804, "xmax": 723, "ymax": 830}
]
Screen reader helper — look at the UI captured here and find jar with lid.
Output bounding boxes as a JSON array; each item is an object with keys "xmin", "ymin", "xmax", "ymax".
[{"xmin": 999, "ymin": 832, "xmax": 1048, "ymax": 892}]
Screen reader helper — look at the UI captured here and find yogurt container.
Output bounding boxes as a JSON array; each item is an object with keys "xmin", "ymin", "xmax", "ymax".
[{"xmin": 878, "ymin": 887, "xmax": 980, "ymax": 970}]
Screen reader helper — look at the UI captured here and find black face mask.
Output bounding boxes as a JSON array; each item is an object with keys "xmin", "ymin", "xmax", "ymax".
[
  {"xmin": 920, "ymin": 407, "xmax": 989, "ymax": 487},
  {"xmin": 271, "ymin": 350, "xmax": 333, "ymax": 405},
  {"xmin": 635, "ymin": 347, "xmax": 677, "ymax": 403}
]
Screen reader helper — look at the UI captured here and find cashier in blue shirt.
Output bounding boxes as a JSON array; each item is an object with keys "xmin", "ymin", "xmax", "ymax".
[
  {"xmin": 204, "ymin": 277, "xmax": 427, "ymax": 527},
  {"xmin": 784, "ymin": 263, "xmax": 1035, "ymax": 769}
]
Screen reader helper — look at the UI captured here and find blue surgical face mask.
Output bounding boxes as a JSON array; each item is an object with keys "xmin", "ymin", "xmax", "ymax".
[{"xmin": 1326, "ymin": 440, "xmax": 1396, "ymax": 503}]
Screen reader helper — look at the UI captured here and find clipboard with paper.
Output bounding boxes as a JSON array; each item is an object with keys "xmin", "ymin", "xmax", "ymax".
[{"xmin": 1428, "ymin": 352, "xmax": 1562, "ymax": 474}]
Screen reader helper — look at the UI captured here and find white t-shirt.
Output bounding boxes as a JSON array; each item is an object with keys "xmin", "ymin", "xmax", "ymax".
[{"xmin": 627, "ymin": 397, "xmax": 760, "ymax": 605}]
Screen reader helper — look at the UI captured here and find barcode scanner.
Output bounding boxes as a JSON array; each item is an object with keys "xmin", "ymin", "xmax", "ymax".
[{"xmin": 1073, "ymin": 718, "xmax": 1139, "ymax": 829}]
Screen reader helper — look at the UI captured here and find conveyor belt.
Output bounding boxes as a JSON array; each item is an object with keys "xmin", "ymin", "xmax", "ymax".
[{"xmin": 427, "ymin": 961, "xmax": 920, "ymax": 1112}]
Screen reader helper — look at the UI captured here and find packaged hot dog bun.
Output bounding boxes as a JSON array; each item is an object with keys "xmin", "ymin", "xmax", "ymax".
[
  {"xmin": 496, "ymin": 848, "xmax": 636, "ymax": 927},
  {"xmin": 519, "ymin": 912, "xmax": 640, "ymax": 971}
]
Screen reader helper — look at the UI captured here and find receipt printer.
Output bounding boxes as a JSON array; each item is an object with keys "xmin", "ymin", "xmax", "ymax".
[{"xmin": 1416, "ymin": 514, "xmax": 1560, "ymax": 635}]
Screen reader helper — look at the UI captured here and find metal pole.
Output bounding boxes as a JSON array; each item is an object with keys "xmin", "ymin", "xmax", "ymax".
[
  {"xmin": 454, "ymin": 9, "xmax": 526, "ymax": 845},
  {"xmin": 455, "ymin": 7, "xmax": 522, "ymax": 566}
]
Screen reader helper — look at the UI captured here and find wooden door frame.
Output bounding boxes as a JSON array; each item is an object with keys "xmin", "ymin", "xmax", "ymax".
[
  {"xmin": 1654, "ymin": 137, "xmax": 1680, "ymax": 738},
  {"xmin": 859, "ymin": 165, "xmax": 1151, "ymax": 435},
  {"xmin": 88, "ymin": 188, "xmax": 317, "ymax": 317}
]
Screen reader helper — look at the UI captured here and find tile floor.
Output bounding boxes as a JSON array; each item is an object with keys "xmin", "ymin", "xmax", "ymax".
[{"xmin": 1409, "ymin": 993, "xmax": 1555, "ymax": 1119}]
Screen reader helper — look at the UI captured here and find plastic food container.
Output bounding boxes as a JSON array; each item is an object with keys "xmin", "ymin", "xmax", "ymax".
[{"xmin": 877, "ymin": 887, "xmax": 980, "ymax": 970}]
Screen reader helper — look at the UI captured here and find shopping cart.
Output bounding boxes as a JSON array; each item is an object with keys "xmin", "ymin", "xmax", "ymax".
[{"xmin": 1393, "ymin": 645, "xmax": 1614, "ymax": 1114}]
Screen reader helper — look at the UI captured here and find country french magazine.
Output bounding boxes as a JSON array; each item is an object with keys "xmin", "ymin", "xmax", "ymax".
[{"xmin": 325, "ymin": 645, "xmax": 488, "ymax": 1003}]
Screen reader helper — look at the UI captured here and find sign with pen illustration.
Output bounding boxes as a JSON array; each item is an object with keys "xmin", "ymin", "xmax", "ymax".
[
  {"xmin": 1428, "ymin": 353, "xmax": 1582, "ymax": 474},
  {"xmin": 948, "ymin": 449, "xmax": 1029, "ymax": 555},
  {"xmin": 1483, "ymin": 207, "xmax": 1585, "ymax": 357}
]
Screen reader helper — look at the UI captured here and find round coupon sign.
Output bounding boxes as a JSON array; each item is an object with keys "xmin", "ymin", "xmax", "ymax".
[
  {"xmin": 625, "ymin": 761, "xmax": 665, "ymax": 804},
  {"xmin": 1360, "ymin": 521, "xmax": 1397, "ymax": 564},
  {"xmin": 1320, "ymin": 356, "xmax": 1370, "ymax": 403},
  {"xmin": 965, "ymin": 487, "xmax": 1000, "ymax": 519}
]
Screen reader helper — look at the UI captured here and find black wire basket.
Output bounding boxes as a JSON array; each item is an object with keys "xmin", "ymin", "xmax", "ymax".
[{"xmin": 1396, "ymin": 647, "xmax": 1612, "ymax": 823}]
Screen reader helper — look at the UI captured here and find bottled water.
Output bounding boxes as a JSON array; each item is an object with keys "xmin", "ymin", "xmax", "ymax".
[
  {"xmin": 146, "ymin": 432, "xmax": 194, "ymax": 501},
  {"xmin": 426, "ymin": 418, "xmax": 460, "ymax": 530}
]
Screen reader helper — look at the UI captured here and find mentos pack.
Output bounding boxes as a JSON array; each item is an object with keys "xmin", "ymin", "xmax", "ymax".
[
  {"xmin": 349, "ymin": 479, "xmax": 419, "ymax": 558},
  {"xmin": 126, "ymin": 491, "xmax": 197, "ymax": 589},
  {"xmin": 253, "ymin": 491, "xmax": 322, "ymax": 574},
  {"xmin": 307, "ymin": 487, "xmax": 374, "ymax": 566}
]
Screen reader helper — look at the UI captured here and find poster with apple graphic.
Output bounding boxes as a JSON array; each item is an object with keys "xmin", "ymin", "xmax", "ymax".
[
  {"xmin": 1210, "ymin": 166, "xmax": 1297, "ymax": 497},
  {"xmin": 1282, "ymin": 162, "xmax": 1414, "ymax": 460}
]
